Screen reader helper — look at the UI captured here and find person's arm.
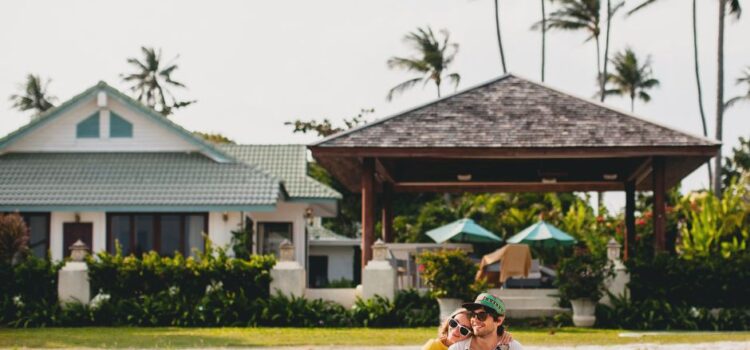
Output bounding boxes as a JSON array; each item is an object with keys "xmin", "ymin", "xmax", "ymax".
[{"xmin": 509, "ymin": 339, "xmax": 523, "ymax": 350}]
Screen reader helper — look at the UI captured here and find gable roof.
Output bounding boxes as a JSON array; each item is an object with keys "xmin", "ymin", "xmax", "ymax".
[
  {"xmin": 0, "ymin": 152, "xmax": 281, "ymax": 211},
  {"xmin": 313, "ymin": 74, "xmax": 719, "ymax": 149},
  {"xmin": 218, "ymin": 144, "xmax": 341, "ymax": 201},
  {"xmin": 0, "ymin": 81, "xmax": 234, "ymax": 163}
]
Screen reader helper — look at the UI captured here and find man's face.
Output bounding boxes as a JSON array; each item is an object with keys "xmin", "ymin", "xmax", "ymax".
[{"xmin": 470, "ymin": 308, "xmax": 504, "ymax": 337}]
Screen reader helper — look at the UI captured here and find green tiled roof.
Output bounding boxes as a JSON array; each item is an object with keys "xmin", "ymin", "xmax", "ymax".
[
  {"xmin": 218, "ymin": 144, "xmax": 341, "ymax": 200},
  {"xmin": 0, "ymin": 152, "xmax": 281, "ymax": 211}
]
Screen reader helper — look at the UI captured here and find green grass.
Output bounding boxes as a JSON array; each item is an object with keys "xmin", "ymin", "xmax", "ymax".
[{"xmin": 0, "ymin": 327, "xmax": 748, "ymax": 348}]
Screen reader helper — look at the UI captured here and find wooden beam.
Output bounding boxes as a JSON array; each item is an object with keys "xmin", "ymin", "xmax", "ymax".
[
  {"xmin": 375, "ymin": 158, "xmax": 395, "ymax": 183},
  {"xmin": 652, "ymin": 157, "xmax": 666, "ymax": 252},
  {"xmin": 393, "ymin": 181, "xmax": 624, "ymax": 193},
  {"xmin": 627, "ymin": 157, "xmax": 652, "ymax": 186},
  {"xmin": 310, "ymin": 145, "xmax": 720, "ymax": 159},
  {"xmin": 624, "ymin": 180, "xmax": 636, "ymax": 260},
  {"xmin": 361, "ymin": 158, "xmax": 376, "ymax": 268},
  {"xmin": 381, "ymin": 182, "xmax": 393, "ymax": 243}
]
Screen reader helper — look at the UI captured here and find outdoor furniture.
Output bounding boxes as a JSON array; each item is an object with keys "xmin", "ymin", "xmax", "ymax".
[
  {"xmin": 426, "ymin": 218, "xmax": 502, "ymax": 243},
  {"xmin": 476, "ymin": 244, "xmax": 532, "ymax": 286}
]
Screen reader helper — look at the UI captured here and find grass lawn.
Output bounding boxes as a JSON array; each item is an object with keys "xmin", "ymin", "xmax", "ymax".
[{"xmin": 0, "ymin": 327, "xmax": 749, "ymax": 348}]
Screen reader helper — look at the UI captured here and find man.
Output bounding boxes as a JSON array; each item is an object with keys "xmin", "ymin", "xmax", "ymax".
[{"xmin": 448, "ymin": 293, "xmax": 523, "ymax": 350}]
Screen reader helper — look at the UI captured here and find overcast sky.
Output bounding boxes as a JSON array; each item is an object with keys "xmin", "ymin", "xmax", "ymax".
[{"xmin": 1, "ymin": 0, "xmax": 748, "ymax": 211}]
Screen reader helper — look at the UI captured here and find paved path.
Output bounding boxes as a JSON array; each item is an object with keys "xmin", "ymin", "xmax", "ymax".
[{"xmin": 250, "ymin": 342, "xmax": 750, "ymax": 350}]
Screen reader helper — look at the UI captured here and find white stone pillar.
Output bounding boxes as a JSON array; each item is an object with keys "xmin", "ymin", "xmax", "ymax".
[
  {"xmin": 601, "ymin": 238, "xmax": 630, "ymax": 307},
  {"xmin": 269, "ymin": 239, "xmax": 306, "ymax": 297},
  {"xmin": 362, "ymin": 239, "xmax": 397, "ymax": 301},
  {"xmin": 58, "ymin": 240, "xmax": 91, "ymax": 305}
]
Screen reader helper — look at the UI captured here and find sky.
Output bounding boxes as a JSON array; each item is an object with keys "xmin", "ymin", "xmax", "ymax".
[{"xmin": 0, "ymin": 0, "xmax": 748, "ymax": 212}]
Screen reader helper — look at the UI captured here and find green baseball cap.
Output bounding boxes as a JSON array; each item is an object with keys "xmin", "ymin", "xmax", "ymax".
[{"xmin": 462, "ymin": 293, "xmax": 506, "ymax": 316}]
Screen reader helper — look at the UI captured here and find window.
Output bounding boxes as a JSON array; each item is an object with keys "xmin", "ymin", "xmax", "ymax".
[
  {"xmin": 107, "ymin": 213, "xmax": 207, "ymax": 256},
  {"xmin": 109, "ymin": 112, "xmax": 133, "ymax": 138},
  {"xmin": 19, "ymin": 213, "xmax": 50, "ymax": 258},
  {"xmin": 258, "ymin": 222, "xmax": 293, "ymax": 258},
  {"xmin": 76, "ymin": 112, "xmax": 100, "ymax": 138}
]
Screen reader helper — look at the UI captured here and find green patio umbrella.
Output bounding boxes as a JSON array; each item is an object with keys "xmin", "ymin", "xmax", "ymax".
[
  {"xmin": 506, "ymin": 220, "xmax": 577, "ymax": 248},
  {"xmin": 426, "ymin": 218, "xmax": 503, "ymax": 244}
]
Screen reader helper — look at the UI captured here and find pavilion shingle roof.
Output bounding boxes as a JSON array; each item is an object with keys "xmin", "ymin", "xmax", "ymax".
[
  {"xmin": 0, "ymin": 152, "xmax": 281, "ymax": 208},
  {"xmin": 218, "ymin": 144, "xmax": 341, "ymax": 200},
  {"xmin": 314, "ymin": 74, "xmax": 718, "ymax": 148}
]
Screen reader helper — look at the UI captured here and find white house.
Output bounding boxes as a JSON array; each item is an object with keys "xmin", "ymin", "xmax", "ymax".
[{"xmin": 0, "ymin": 81, "xmax": 342, "ymax": 272}]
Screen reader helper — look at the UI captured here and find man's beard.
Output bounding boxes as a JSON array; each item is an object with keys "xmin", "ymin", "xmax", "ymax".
[{"xmin": 473, "ymin": 325, "xmax": 495, "ymax": 337}]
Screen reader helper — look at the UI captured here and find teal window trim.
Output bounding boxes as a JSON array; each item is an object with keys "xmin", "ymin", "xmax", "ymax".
[
  {"xmin": 110, "ymin": 112, "xmax": 133, "ymax": 138},
  {"xmin": 76, "ymin": 112, "xmax": 100, "ymax": 138}
]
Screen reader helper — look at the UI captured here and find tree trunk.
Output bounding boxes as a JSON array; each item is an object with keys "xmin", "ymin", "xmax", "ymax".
[
  {"xmin": 436, "ymin": 81, "xmax": 442, "ymax": 98},
  {"xmin": 600, "ymin": 0, "xmax": 613, "ymax": 102},
  {"xmin": 595, "ymin": 36, "xmax": 602, "ymax": 92},
  {"xmin": 494, "ymin": 0, "xmax": 508, "ymax": 74},
  {"xmin": 541, "ymin": 0, "xmax": 546, "ymax": 82},
  {"xmin": 692, "ymin": 0, "xmax": 713, "ymax": 187},
  {"xmin": 714, "ymin": 0, "xmax": 726, "ymax": 196}
]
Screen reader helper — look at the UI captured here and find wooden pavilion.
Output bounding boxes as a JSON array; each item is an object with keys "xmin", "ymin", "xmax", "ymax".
[{"xmin": 309, "ymin": 74, "xmax": 720, "ymax": 268}]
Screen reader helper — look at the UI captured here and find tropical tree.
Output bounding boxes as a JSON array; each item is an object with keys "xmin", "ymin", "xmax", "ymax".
[
  {"xmin": 715, "ymin": 0, "xmax": 742, "ymax": 196},
  {"xmin": 600, "ymin": 0, "xmax": 625, "ymax": 103},
  {"xmin": 9, "ymin": 74, "xmax": 56, "ymax": 115},
  {"xmin": 493, "ymin": 0, "xmax": 508, "ymax": 73},
  {"xmin": 121, "ymin": 46, "xmax": 195, "ymax": 116},
  {"xmin": 541, "ymin": 0, "xmax": 603, "ymax": 95},
  {"xmin": 725, "ymin": 66, "xmax": 750, "ymax": 108},
  {"xmin": 603, "ymin": 48, "xmax": 660, "ymax": 112},
  {"xmin": 540, "ymin": 0, "xmax": 547, "ymax": 81},
  {"xmin": 285, "ymin": 108, "xmax": 374, "ymax": 138},
  {"xmin": 386, "ymin": 27, "xmax": 461, "ymax": 101},
  {"xmin": 630, "ymin": 0, "xmax": 741, "ymax": 190}
]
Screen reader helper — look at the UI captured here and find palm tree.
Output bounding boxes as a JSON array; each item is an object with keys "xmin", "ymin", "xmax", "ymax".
[
  {"xmin": 540, "ymin": 0, "xmax": 548, "ymax": 81},
  {"xmin": 600, "ymin": 0, "xmax": 625, "ymax": 103},
  {"xmin": 386, "ymin": 27, "xmax": 461, "ymax": 101},
  {"xmin": 121, "ymin": 47, "xmax": 195, "ymax": 116},
  {"xmin": 630, "ymin": 0, "xmax": 741, "ymax": 191},
  {"xmin": 9, "ymin": 74, "xmax": 56, "ymax": 115},
  {"xmin": 714, "ymin": 0, "xmax": 742, "ymax": 195},
  {"xmin": 494, "ymin": 0, "xmax": 508, "ymax": 73},
  {"xmin": 603, "ymin": 48, "xmax": 660, "ymax": 112},
  {"xmin": 725, "ymin": 67, "xmax": 750, "ymax": 108},
  {"xmin": 542, "ymin": 0, "xmax": 602, "ymax": 94}
]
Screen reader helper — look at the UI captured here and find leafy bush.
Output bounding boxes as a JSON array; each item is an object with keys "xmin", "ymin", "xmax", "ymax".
[
  {"xmin": 323, "ymin": 278, "xmax": 356, "ymax": 288},
  {"xmin": 0, "ymin": 256, "xmax": 62, "ymax": 327},
  {"xmin": 417, "ymin": 249, "xmax": 482, "ymax": 300},
  {"xmin": 393, "ymin": 288, "xmax": 439, "ymax": 327},
  {"xmin": 0, "ymin": 213, "xmax": 30, "ymax": 264},
  {"xmin": 556, "ymin": 250, "xmax": 612, "ymax": 302},
  {"xmin": 259, "ymin": 292, "xmax": 352, "ymax": 327}
]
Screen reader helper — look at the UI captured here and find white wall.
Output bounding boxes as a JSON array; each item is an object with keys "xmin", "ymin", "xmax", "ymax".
[
  {"xmin": 309, "ymin": 245, "xmax": 355, "ymax": 282},
  {"xmin": 247, "ymin": 201, "xmax": 308, "ymax": 268},
  {"xmin": 208, "ymin": 211, "xmax": 242, "ymax": 254},
  {"xmin": 50, "ymin": 212, "xmax": 106, "ymax": 261},
  {"xmin": 7, "ymin": 93, "xmax": 199, "ymax": 153}
]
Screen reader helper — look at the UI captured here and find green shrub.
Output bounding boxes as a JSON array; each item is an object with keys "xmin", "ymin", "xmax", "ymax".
[
  {"xmin": 393, "ymin": 289, "xmax": 439, "ymax": 327},
  {"xmin": 0, "ymin": 256, "xmax": 62, "ymax": 327},
  {"xmin": 260, "ymin": 292, "xmax": 352, "ymax": 327},
  {"xmin": 323, "ymin": 278, "xmax": 357, "ymax": 288},
  {"xmin": 417, "ymin": 249, "xmax": 481, "ymax": 300},
  {"xmin": 0, "ymin": 213, "xmax": 30, "ymax": 264},
  {"xmin": 556, "ymin": 250, "xmax": 612, "ymax": 302}
]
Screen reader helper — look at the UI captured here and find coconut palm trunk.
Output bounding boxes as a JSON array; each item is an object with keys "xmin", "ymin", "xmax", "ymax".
[
  {"xmin": 494, "ymin": 0, "xmax": 508, "ymax": 73},
  {"xmin": 541, "ymin": 0, "xmax": 547, "ymax": 81},
  {"xmin": 714, "ymin": 0, "xmax": 726, "ymax": 196},
  {"xmin": 692, "ymin": 0, "xmax": 714, "ymax": 187},
  {"xmin": 600, "ymin": 0, "xmax": 612, "ymax": 102}
]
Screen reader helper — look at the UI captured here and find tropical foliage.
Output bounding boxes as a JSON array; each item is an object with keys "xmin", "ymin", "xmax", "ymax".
[
  {"xmin": 121, "ymin": 46, "xmax": 195, "ymax": 116},
  {"xmin": 387, "ymin": 27, "xmax": 460, "ymax": 101},
  {"xmin": 726, "ymin": 66, "xmax": 750, "ymax": 108},
  {"xmin": 0, "ymin": 213, "xmax": 29, "ymax": 265},
  {"xmin": 417, "ymin": 249, "xmax": 485, "ymax": 300},
  {"xmin": 556, "ymin": 250, "xmax": 612, "ymax": 301},
  {"xmin": 604, "ymin": 47, "xmax": 660, "ymax": 112},
  {"xmin": 9, "ymin": 74, "xmax": 56, "ymax": 115}
]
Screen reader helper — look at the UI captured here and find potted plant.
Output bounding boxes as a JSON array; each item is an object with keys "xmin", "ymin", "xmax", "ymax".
[
  {"xmin": 556, "ymin": 250, "xmax": 613, "ymax": 327},
  {"xmin": 417, "ymin": 249, "xmax": 484, "ymax": 321}
]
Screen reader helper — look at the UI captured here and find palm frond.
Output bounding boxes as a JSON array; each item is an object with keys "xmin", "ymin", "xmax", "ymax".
[
  {"xmin": 387, "ymin": 77, "xmax": 424, "ymax": 101},
  {"xmin": 626, "ymin": 0, "xmax": 660, "ymax": 16}
]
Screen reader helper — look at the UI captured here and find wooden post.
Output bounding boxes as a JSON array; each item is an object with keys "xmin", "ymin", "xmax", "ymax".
[
  {"xmin": 361, "ymin": 158, "xmax": 376, "ymax": 268},
  {"xmin": 652, "ymin": 157, "xmax": 666, "ymax": 252},
  {"xmin": 624, "ymin": 180, "xmax": 636, "ymax": 260},
  {"xmin": 381, "ymin": 182, "xmax": 393, "ymax": 243}
]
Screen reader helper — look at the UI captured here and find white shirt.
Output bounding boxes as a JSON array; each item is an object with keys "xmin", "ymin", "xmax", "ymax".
[{"xmin": 448, "ymin": 338, "xmax": 523, "ymax": 350}]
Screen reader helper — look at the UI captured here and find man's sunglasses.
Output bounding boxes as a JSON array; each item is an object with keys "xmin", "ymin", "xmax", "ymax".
[
  {"xmin": 448, "ymin": 318, "xmax": 472, "ymax": 336},
  {"xmin": 470, "ymin": 310, "xmax": 496, "ymax": 322}
]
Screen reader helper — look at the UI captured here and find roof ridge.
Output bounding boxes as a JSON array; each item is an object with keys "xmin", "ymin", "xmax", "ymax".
[
  {"xmin": 513, "ymin": 72, "xmax": 720, "ymax": 146},
  {"xmin": 311, "ymin": 74, "xmax": 515, "ymax": 147}
]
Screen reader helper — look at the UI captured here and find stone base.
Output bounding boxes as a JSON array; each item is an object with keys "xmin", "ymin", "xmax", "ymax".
[
  {"xmin": 362, "ymin": 260, "xmax": 396, "ymax": 300},
  {"xmin": 270, "ymin": 261, "xmax": 306, "ymax": 298},
  {"xmin": 58, "ymin": 261, "xmax": 90, "ymax": 305}
]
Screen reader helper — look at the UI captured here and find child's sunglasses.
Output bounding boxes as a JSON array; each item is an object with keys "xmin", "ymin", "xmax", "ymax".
[{"xmin": 449, "ymin": 318, "xmax": 473, "ymax": 336}]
